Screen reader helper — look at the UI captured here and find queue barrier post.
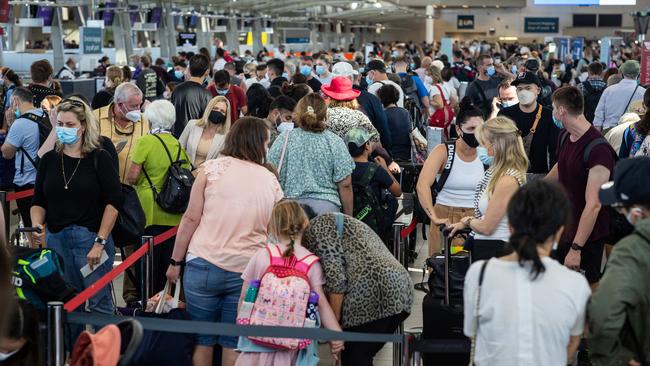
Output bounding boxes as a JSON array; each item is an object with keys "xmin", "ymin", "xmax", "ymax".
[
  {"xmin": 140, "ymin": 236, "xmax": 154, "ymax": 309},
  {"xmin": 391, "ymin": 222, "xmax": 406, "ymax": 366},
  {"xmin": 47, "ymin": 301, "xmax": 65, "ymax": 366},
  {"xmin": 0, "ymin": 191, "xmax": 9, "ymax": 245}
]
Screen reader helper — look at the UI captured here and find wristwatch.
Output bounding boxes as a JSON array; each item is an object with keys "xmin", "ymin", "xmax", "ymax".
[
  {"xmin": 94, "ymin": 236, "xmax": 107, "ymax": 246},
  {"xmin": 169, "ymin": 258, "xmax": 185, "ymax": 266},
  {"xmin": 570, "ymin": 243, "xmax": 584, "ymax": 251}
]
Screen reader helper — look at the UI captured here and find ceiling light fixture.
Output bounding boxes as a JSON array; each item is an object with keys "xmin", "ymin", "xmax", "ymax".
[{"xmin": 351, "ymin": 2, "xmax": 358, "ymax": 9}]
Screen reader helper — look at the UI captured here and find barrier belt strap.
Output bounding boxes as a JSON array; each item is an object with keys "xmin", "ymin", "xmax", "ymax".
[{"xmin": 66, "ymin": 312, "xmax": 404, "ymax": 344}]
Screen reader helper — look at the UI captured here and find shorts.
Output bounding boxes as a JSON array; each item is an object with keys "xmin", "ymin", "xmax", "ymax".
[
  {"xmin": 428, "ymin": 204, "xmax": 474, "ymax": 256},
  {"xmin": 183, "ymin": 257, "xmax": 243, "ymax": 348},
  {"xmin": 554, "ymin": 240, "xmax": 605, "ymax": 284},
  {"xmin": 13, "ymin": 183, "xmax": 34, "ymax": 227}
]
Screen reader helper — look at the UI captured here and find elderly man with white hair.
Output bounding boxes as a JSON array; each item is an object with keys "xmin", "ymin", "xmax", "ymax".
[{"xmin": 125, "ymin": 99, "xmax": 192, "ymax": 297}]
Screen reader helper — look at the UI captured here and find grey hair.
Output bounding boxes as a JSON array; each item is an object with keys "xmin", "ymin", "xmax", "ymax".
[
  {"xmin": 144, "ymin": 100, "xmax": 176, "ymax": 131},
  {"xmin": 113, "ymin": 83, "xmax": 143, "ymax": 103}
]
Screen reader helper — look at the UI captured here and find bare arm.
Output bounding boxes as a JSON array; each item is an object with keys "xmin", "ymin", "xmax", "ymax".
[
  {"xmin": 337, "ymin": 176, "xmax": 353, "ymax": 216},
  {"xmin": 1, "ymin": 141, "xmax": 16, "ymax": 159},
  {"xmin": 125, "ymin": 162, "xmax": 142, "ymax": 186},
  {"xmin": 545, "ymin": 163, "xmax": 559, "ymax": 182},
  {"xmin": 97, "ymin": 204, "xmax": 119, "ymax": 239},
  {"xmin": 416, "ymin": 144, "xmax": 447, "ymax": 224},
  {"xmin": 469, "ymin": 176, "xmax": 519, "ymax": 236},
  {"xmin": 327, "ymin": 292, "xmax": 345, "ymax": 322},
  {"xmin": 30, "ymin": 205, "xmax": 47, "ymax": 246},
  {"xmin": 567, "ymin": 335, "xmax": 582, "ymax": 364},
  {"xmin": 38, "ymin": 106, "xmax": 58, "ymax": 158},
  {"xmin": 170, "ymin": 170, "xmax": 207, "ymax": 262},
  {"xmin": 430, "ymin": 94, "xmax": 443, "ymax": 110},
  {"xmin": 573, "ymin": 165, "xmax": 610, "ymax": 246}
]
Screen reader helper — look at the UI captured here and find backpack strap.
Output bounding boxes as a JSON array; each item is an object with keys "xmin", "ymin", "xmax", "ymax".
[
  {"xmin": 434, "ymin": 84, "xmax": 449, "ymax": 106},
  {"xmin": 267, "ymin": 244, "xmax": 285, "ymax": 266},
  {"xmin": 433, "ymin": 141, "xmax": 456, "ymax": 194},
  {"xmin": 623, "ymin": 84, "xmax": 639, "ymax": 115},
  {"xmin": 582, "ymin": 138, "xmax": 614, "ymax": 167},
  {"xmin": 151, "ymin": 133, "xmax": 175, "ymax": 164},
  {"xmin": 17, "ymin": 111, "xmax": 48, "ymax": 173},
  {"xmin": 582, "ymin": 80, "xmax": 594, "ymax": 93},
  {"xmin": 358, "ymin": 163, "xmax": 378, "ymax": 187},
  {"xmin": 295, "ymin": 254, "xmax": 319, "ymax": 274}
]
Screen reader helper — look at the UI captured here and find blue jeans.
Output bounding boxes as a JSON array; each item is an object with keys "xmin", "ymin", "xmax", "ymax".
[
  {"xmin": 46, "ymin": 225, "xmax": 115, "ymax": 314},
  {"xmin": 183, "ymin": 257, "xmax": 243, "ymax": 348}
]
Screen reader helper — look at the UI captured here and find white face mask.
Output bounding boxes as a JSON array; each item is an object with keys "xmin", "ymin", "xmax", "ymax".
[
  {"xmin": 516, "ymin": 90, "xmax": 536, "ymax": 106},
  {"xmin": 277, "ymin": 122, "xmax": 294, "ymax": 133},
  {"xmin": 125, "ymin": 110, "xmax": 141, "ymax": 122},
  {"xmin": 0, "ymin": 349, "xmax": 19, "ymax": 361}
]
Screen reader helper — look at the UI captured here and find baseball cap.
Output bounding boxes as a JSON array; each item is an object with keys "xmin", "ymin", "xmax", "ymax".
[
  {"xmin": 512, "ymin": 71, "xmax": 542, "ymax": 88},
  {"xmin": 332, "ymin": 61, "xmax": 358, "ymax": 77},
  {"xmin": 524, "ymin": 59, "xmax": 540, "ymax": 72},
  {"xmin": 599, "ymin": 157, "xmax": 650, "ymax": 206},
  {"xmin": 432, "ymin": 60, "xmax": 445, "ymax": 71},
  {"xmin": 621, "ymin": 60, "xmax": 641, "ymax": 77},
  {"xmin": 344, "ymin": 127, "xmax": 373, "ymax": 152},
  {"xmin": 365, "ymin": 60, "xmax": 386, "ymax": 73}
]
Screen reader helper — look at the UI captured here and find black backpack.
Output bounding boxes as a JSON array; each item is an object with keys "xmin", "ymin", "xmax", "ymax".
[
  {"xmin": 558, "ymin": 131, "xmax": 634, "ymax": 244},
  {"xmin": 17, "ymin": 111, "xmax": 51, "ymax": 173},
  {"xmin": 142, "ymin": 134, "xmax": 194, "ymax": 214},
  {"xmin": 399, "ymin": 74, "xmax": 422, "ymax": 109},
  {"xmin": 582, "ymin": 81, "xmax": 605, "ymax": 124},
  {"xmin": 352, "ymin": 163, "xmax": 384, "ymax": 235}
]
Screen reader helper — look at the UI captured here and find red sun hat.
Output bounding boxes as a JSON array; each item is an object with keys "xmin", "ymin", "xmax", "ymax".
[{"xmin": 321, "ymin": 76, "xmax": 361, "ymax": 101}]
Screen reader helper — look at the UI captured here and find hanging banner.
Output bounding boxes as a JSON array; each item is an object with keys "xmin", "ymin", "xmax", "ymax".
[
  {"xmin": 641, "ymin": 42, "xmax": 650, "ymax": 86},
  {"xmin": 0, "ymin": 0, "xmax": 9, "ymax": 23},
  {"xmin": 572, "ymin": 37, "xmax": 584, "ymax": 62},
  {"xmin": 81, "ymin": 27, "xmax": 103, "ymax": 54}
]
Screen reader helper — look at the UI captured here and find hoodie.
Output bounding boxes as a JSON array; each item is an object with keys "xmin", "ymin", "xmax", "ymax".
[{"xmin": 588, "ymin": 218, "xmax": 650, "ymax": 366}]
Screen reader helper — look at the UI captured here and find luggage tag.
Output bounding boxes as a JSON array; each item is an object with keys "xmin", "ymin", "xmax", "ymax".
[{"xmin": 80, "ymin": 250, "xmax": 109, "ymax": 278}]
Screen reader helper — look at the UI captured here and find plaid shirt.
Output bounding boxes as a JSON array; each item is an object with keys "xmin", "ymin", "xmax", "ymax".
[{"xmin": 579, "ymin": 78, "xmax": 607, "ymax": 95}]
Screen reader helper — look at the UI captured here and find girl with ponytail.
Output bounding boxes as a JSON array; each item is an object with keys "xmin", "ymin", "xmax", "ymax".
[
  {"xmin": 236, "ymin": 200, "xmax": 345, "ymax": 365},
  {"xmin": 463, "ymin": 180, "xmax": 590, "ymax": 366}
]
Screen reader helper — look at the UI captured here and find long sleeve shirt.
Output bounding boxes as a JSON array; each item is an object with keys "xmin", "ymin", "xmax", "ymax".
[{"xmin": 593, "ymin": 79, "xmax": 646, "ymax": 130}]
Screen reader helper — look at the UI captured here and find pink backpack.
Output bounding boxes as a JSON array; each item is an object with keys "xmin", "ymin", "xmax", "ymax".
[{"xmin": 245, "ymin": 244, "xmax": 319, "ymax": 350}]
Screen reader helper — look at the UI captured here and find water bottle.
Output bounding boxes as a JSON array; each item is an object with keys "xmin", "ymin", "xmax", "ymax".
[
  {"xmin": 303, "ymin": 291, "xmax": 319, "ymax": 328},
  {"xmin": 237, "ymin": 280, "xmax": 260, "ymax": 321}
]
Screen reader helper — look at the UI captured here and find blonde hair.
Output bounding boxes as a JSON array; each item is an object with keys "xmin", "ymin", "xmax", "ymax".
[
  {"xmin": 41, "ymin": 95, "xmax": 62, "ymax": 114},
  {"xmin": 55, "ymin": 97, "xmax": 102, "ymax": 155},
  {"xmin": 475, "ymin": 116, "xmax": 528, "ymax": 193},
  {"xmin": 427, "ymin": 65, "xmax": 442, "ymax": 84},
  {"xmin": 268, "ymin": 200, "xmax": 309, "ymax": 257},
  {"xmin": 105, "ymin": 65, "xmax": 123, "ymax": 89},
  {"xmin": 295, "ymin": 93, "xmax": 327, "ymax": 133},
  {"xmin": 196, "ymin": 96, "xmax": 231, "ymax": 135},
  {"xmin": 328, "ymin": 99, "xmax": 359, "ymax": 110}
]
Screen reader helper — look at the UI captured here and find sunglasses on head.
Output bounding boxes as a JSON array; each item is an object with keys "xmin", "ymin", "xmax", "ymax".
[{"xmin": 60, "ymin": 98, "xmax": 85, "ymax": 109}]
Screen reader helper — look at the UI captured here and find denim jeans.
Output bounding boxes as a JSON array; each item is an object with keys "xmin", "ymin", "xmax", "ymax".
[
  {"xmin": 46, "ymin": 225, "xmax": 115, "ymax": 314},
  {"xmin": 183, "ymin": 257, "xmax": 243, "ymax": 348}
]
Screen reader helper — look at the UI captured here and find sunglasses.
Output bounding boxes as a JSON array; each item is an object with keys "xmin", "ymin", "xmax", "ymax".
[{"xmin": 60, "ymin": 98, "xmax": 86, "ymax": 109}]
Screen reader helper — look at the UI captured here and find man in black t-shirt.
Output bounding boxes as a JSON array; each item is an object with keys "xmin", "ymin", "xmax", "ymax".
[
  {"xmin": 499, "ymin": 72, "xmax": 560, "ymax": 174},
  {"xmin": 171, "ymin": 54, "xmax": 212, "ymax": 137},
  {"xmin": 465, "ymin": 55, "xmax": 515, "ymax": 119},
  {"xmin": 136, "ymin": 55, "xmax": 165, "ymax": 102}
]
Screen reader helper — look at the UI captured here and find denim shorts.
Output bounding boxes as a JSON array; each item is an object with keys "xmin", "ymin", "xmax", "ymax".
[{"xmin": 183, "ymin": 257, "xmax": 243, "ymax": 348}]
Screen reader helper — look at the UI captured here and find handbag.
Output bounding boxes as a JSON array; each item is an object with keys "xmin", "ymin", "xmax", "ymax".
[
  {"xmin": 428, "ymin": 84, "xmax": 456, "ymax": 138},
  {"xmin": 112, "ymin": 184, "xmax": 146, "ymax": 247}
]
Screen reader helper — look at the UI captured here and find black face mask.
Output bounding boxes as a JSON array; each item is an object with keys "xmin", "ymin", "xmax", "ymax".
[
  {"xmin": 209, "ymin": 111, "xmax": 225, "ymax": 124},
  {"xmin": 461, "ymin": 131, "xmax": 479, "ymax": 148}
]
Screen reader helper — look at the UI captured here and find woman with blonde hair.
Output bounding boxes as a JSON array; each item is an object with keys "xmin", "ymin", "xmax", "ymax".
[
  {"xmin": 179, "ymin": 95, "xmax": 232, "ymax": 173},
  {"xmin": 426, "ymin": 65, "xmax": 452, "ymax": 117},
  {"xmin": 92, "ymin": 65, "xmax": 124, "ymax": 109},
  {"xmin": 31, "ymin": 97, "xmax": 122, "ymax": 314},
  {"xmin": 448, "ymin": 116, "xmax": 528, "ymax": 261},
  {"xmin": 268, "ymin": 93, "xmax": 355, "ymax": 216}
]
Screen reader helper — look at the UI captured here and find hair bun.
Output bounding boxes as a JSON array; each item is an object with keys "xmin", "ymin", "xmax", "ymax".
[{"xmin": 306, "ymin": 106, "xmax": 315, "ymax": 115}]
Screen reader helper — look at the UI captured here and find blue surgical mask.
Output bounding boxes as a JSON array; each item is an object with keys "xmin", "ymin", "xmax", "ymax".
[
  {"xmin": 56, "ymin": 126, "xmax": 80, "ymax": 145},
  {"xmin": 14, "ymin": 108, "xmax": 20, "ymax": 119},
  {"xmin": 552, "ymin": 116, "xmax": 564, "ymax": 129},
  {"xmin": 511, "ymin": 65, "xmax": 518, "ymax": 74},
  {"xmin": 174, "ymin": 70, "xmax": 184, "ymax": 79},
  {"xmin": 486, "ymin": 66, "xmax": 496, "ymax": 77},
  {"xmin": 300, "ymin": 65, "xmax": 312, "ymax": 76},
  {"xmin": 410, "ymin": 63, "xmax": 416, "ymax": 70},
  {"xmin": 501, "ymin": 100, "xmax": 517, "ymax": 108},
  {"xmin": 476, "ymin": 146, "xmax": 494, "ymax": 166},
  {"xmin": 282, "ymin": 72, "xmax": 289, "ymax": 79},
  {"xmin": 365, "ymin": 76, "xmax": 373, "ymax": 86},
  {"xmin": 316, "ymin": 65, "xmax": 326, "ymax": 76},
  {"xmin": 217, "ymin": 88, "xmax": 229, "ymax": 96},
  {"xmin": 359, "ymin": 67, "xmax": 365, "ymax": 74}
]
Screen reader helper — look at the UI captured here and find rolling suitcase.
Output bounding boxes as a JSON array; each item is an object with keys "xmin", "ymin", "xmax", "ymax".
[{"xmin": 421, "ymin": 226, "xmax": 471, "ymax": 365}]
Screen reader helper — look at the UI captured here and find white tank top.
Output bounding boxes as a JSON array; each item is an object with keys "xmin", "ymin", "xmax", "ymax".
[{"xmin": 436, "ymin": 149, "xmax": 485, "ymax": 208}]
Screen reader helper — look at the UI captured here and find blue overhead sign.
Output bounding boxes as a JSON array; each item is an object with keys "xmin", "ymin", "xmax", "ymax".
[
  {"xmin": 524, "ymin": 17, "xmax": 559, "ymax": 33},
  {"xmin": 81, "ymin": 27, "xmax": 103, "ymax": 54}
]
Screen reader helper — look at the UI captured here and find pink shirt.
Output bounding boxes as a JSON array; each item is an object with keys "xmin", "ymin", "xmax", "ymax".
[{"xmin": 187, "ymin": 157, "xmax": 283, "ymax": 273}]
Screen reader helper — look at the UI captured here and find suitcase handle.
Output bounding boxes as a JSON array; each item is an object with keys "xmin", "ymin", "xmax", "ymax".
[
  {"xmin": 440, "ymin": 226, "xmax": 472, "ymax": 306},
  {"xmin": 16, "ymin": 227, "xmax": 43, "ymax": 234}
]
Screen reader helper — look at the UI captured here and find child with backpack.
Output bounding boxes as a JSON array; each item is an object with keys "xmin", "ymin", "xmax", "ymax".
[{"xmin": 235, "ymin": 200, "xmax": 344, "ymax": 365}]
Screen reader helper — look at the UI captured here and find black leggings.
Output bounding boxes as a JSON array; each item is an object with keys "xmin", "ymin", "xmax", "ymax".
[{"xmin": 341, "ymin": 312, "xmax": 409, "ymax": 366}]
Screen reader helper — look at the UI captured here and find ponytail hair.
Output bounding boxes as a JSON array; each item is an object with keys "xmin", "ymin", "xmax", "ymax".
[
  {"xmin": 295, "ymin": 93, "xmax": 327, "ymax": 133},
  {"xmin": 506, "ymin": 180, "xmax": 569, "ymax": 279},
  {"xmin": 268, "ymin": 200, "xmax": 310, "ymax": 257}
]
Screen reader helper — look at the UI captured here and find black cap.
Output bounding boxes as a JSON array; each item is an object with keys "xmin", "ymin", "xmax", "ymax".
[
  {"xmin": 512, "ymin": 71, "xmax": 542, "ymax": 88},
  {"xmin": 366, "ymin": 60, "xmax": 386, "ymax": 73},
  {"xmin": 524, "ymin": 59, "xmax": 539, "ymax": 72},
  {"xmin": 599, "ymin": 157, "xmax": 650, "ymax": 206}
]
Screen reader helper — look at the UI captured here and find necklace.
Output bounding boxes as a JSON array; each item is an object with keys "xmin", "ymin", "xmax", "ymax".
[{"xmin": 61, "ymin": 153, "xmax": 82, "ymax": 190}]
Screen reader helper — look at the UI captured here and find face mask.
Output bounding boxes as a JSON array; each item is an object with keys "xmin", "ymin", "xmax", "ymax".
[
  {"xmin": 365, "ymin": 76, "xmax": 373, "ymax": 86},
  {"xmin": 315, "ymin": 65, "xmax": 326, "ymax": 76},
  {"xmin": 174, "ymin": 70, "xmax": 184, "ymax": 79},
  {"xmin": 359, "ymin": 67, "xmax": 365, "ymax": 74},
  {"xmin": 56, "ymin": 126, "xmax": 80, "ymax": 145},
  {"xmin": 0, "ymin": 349, "xmax": 19, "ymax": 361},
  {"xmin": 476, "ymin": 146, "xmax": 494, "ymax": 166},
  {"xmin": 517, "ymin": 90, "xmax": 536, "ymax": 106},
  {"xmin": 216, "ymin": 88, "xmax": 229, "ymax": 96},
  {"xmin": 461, "ymin": 132, "xmax": 479, "ymax": 148},
  {"xmin": 410, "ymin": 63, "xmax": 416, "ymax": 70},
  {"xmin": 277, "ymin": 122, "xmax": 294, "ymax": 133},
  {"xmin": 500, "ymin": 100, "xmax": 517, "ymax": 108},
  {"xmin": 282, "ymin": 72, "xmax": 289, "ymax": 79},
  {"xmin": 0, "ymin": 79, "xmax": 4, "ymax": 86},
  {"xmin": 209, "ymin": 110, "xmax": 225, "ymax": 124},
  {"xmin": 511, "ymin": 65, "xmax": 518, "ymax": 74},
  {"xmin": 552, "ymin": 115, "xmax": 564, "ymax": 129},
  {"xmin": 486, "ymin": 66, "xmax": 496, "ymax": 77},
  {"xmin": 300, "ymin": 66, "xmax": 312, "ymax": 77},
  {"xmin": 125, "ymin": 110, "xmax": 141, "ymax": 122},
  {"xmin": 14, "ymin": 108, "xmax": 20, "ymax": 119},
  {"xmin": 626, "ymin": 207, "xmax": 643, "ymax": 225},
  {"xmin": 559, "ymin": 63, "xmax": 566, "ymax": 73}
]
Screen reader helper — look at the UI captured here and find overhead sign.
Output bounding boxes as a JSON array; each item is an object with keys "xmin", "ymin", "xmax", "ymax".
[
  {"xmin": 457, "ymin": 15, "xmax": 475, "ymax": 30},
  {"xmin": 641, "ymin": 42, "xmax": 650, "ymax": 86},
  {"xmin": 81, "ymin": 27, "xmax": 103, "ymax": 54},
  {"xmin": 525, "ymin": 17, "xmax": 559, "ymax": 33}
]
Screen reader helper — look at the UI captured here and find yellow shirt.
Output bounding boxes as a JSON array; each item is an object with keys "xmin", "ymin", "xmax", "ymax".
[{"xmin": 93, "ymin": 104, "xmax": 150, "ymax": 183}]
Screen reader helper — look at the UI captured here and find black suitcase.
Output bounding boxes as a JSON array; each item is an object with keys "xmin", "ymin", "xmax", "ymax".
[{"xmin": 420, "ymin": 226, "xmax": 471, "ymax": 365}]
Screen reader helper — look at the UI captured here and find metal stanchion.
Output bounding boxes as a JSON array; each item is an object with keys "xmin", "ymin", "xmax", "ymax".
[
  {"xmin": 47, "ymin": 301, "xmax": 64, "ymax": 366},
  {"xmin": 392, "ymin": 223, "xmax": 406, "ymax": 366},
  {"xmin": 140, "ymin": 235, "xmax": 154, "ymax": 309},
  {"xmin": 0, "ymin": 191, "xmax": 10, "ymax": 245}
]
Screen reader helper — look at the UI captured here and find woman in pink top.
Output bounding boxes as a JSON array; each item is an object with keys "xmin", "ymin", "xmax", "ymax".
[{"xmin": 166, "ymin": 117, "xmax": 283, "ymax": 366}]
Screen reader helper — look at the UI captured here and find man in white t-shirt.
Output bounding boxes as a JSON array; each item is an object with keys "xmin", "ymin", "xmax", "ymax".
[
  {"xmin": 365, "ymin": 60, "xmax": 404, "ymax": 108},
  {"xmin": 212, "ymin": 48, "xmax": 227, "ymax": 72}
]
